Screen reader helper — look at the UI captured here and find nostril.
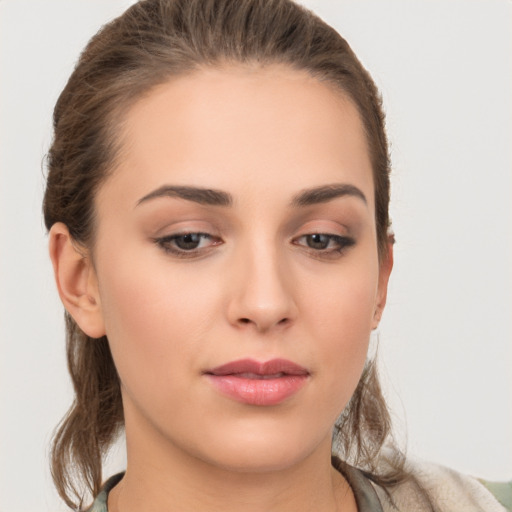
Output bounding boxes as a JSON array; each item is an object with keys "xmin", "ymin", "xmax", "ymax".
[{"xmin": 237, "ymin": 317, "xmax": 290, "ymax": 327}]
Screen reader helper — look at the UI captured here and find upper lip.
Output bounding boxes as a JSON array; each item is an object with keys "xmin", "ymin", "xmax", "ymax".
[{"xmin": 206, "ymin": 358, "xmax": 309, "ymax": 377}]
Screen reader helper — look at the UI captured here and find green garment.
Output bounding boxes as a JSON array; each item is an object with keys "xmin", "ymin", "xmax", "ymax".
[{"xmin": 480, "ymin": 479, "xmax": 512, "ymax": 512}]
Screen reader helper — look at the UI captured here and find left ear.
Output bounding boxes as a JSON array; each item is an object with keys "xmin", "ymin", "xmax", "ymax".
[{"xmin": 372, "ymin": 240, "xmax": 394, "ymax": 329}]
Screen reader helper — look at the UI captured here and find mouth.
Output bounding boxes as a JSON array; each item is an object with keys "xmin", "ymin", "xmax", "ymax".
[{"xmin": 204, "ymin": 358, "xmax": 309, "ymax": 406}]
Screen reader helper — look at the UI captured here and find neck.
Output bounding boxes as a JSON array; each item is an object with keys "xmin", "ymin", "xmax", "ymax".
[{"xmin": 109, "ymin": 418, "xmax": 356, "ymax": 512}]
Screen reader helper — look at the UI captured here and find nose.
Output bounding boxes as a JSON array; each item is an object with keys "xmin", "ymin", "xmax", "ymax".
[{"xmin": 226, "ymin": 241, "xmax": 297, "ymax": 333}]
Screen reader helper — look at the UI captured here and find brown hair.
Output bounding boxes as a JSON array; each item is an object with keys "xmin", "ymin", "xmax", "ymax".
[{"xmin": 44, "ymin": 0, "xmax": 401, "ymax": 508}]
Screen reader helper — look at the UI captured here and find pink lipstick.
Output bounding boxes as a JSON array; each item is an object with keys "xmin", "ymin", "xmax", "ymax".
[{"xmin": 204, "ymin": 358, "xmax": 309, "ymax": 406}]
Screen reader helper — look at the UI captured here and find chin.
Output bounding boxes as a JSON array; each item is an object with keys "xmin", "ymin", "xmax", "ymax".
[
  {"xmin": 202, "ymin": 446, "xmax": 312, "ymax": 474},
  {"xmin": 187, "ymin": 417, "xmax": 332, "ymax": 474}
]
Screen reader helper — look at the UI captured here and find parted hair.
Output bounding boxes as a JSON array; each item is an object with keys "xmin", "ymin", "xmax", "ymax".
[{"xmin": 44, "ymin": 0, "xmax": 403, "ymax": 509}]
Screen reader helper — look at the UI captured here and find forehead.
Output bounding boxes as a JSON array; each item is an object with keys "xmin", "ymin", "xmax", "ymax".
[{"xmin": 101, "ymin": 64, "xmax": 374, "ymax": 210}]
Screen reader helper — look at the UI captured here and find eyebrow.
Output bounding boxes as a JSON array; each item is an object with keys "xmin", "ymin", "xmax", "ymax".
[
  {"xmin": 290, "ymin": 184, "xmax": 367, "ymax": 207},
  {"xmin": 135, "ymin": 183, "xmax": 366, "ymax": 209},
  {"xmin": 136, "ymin": 185, "xmax": 233, "ymax": 207}
]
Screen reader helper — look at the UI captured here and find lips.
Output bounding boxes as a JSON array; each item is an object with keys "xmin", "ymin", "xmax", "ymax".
[{"xmin": 204, "ymin": 358, "xmax": 309, "ymax": 406}]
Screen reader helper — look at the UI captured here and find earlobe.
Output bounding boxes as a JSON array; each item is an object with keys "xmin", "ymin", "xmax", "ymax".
[
  {"xmin": 49, "ymin": 222, "xmax": 106, "ymax": 338},
  {"xmin": 372, "ymin": 241, "xmax": 394, "ymax": 330}
]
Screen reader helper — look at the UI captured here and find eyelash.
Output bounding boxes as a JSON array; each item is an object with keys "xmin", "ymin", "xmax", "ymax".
[
  {"xmin": 154, "ymin": 232, "xmax": 221, "ymax": 258},
  {"xmin": 153, "ymin": 232, "xmax": 355, "ymax": 259},
  {"xmin": 292, "ymin": 233, "xmax": 355, "ymax": 256}
]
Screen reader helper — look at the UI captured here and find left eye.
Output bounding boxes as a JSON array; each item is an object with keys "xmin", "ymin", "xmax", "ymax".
[
  {"xmin": 294, "ymin": 233, "xmax": 354, "ymax": 252},
  {"xmin": 171, "ymin": 233, "xmax": 210, "ymax": 250}
]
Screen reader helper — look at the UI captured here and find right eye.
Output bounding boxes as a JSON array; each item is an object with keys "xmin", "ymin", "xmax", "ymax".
[{"xmin": 154, "ymin": 232, "xmax": 222, "ymax": 257}]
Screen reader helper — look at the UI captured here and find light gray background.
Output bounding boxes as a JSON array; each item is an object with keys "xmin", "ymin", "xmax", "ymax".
[{"xmin": 1, "ymin": 1, "xmax": 511, "ymax": 511}]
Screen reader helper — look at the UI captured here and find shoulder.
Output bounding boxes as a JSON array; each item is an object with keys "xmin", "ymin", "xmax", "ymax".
[{"xmin": 373, "ymin": 457, "xmax": 510, "ymax": 512}]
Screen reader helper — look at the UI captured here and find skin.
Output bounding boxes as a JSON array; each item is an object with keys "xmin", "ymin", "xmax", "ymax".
[{"xmin": 50, "ymin": 65, "xmax": 392, "ymax": 512}]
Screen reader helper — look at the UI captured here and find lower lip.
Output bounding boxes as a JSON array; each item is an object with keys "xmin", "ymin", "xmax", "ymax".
[{"xmin": 206, "ymin": 375, "xmax": 308, "ymax": 406}]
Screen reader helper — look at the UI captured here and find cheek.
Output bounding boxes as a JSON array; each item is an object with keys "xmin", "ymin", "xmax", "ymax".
[
  {"xmin": 301, "ymin": 257, "xmax": 379, "ymax": 390},
  {"xmin": 95, "ymin": 249, "xmax": 225, "ymax": 386},
  {"xmin": 95, "ymin": 257, "xmax": 172, "ymax": 377}
]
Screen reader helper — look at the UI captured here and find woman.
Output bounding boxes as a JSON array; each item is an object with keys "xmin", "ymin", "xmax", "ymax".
[{"xmin": 43, "ymin": 0, "xmax": 509, "ymax": 511}]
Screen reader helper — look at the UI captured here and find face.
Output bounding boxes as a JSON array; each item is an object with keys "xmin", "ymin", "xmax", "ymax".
[{"xmin": 86, "ymin": 65, "xmax": 391, "ymax": 472}]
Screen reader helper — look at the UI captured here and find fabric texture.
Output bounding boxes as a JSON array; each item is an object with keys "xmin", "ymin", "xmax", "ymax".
[{"xmin": 371, "ymin": 456, "xmax": 508, "ymax": 512}]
